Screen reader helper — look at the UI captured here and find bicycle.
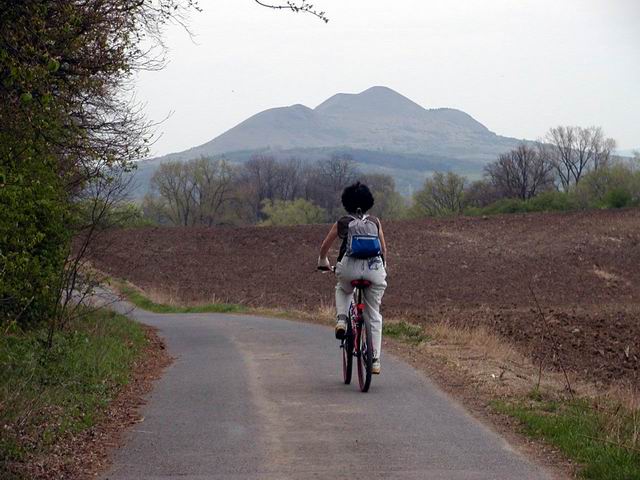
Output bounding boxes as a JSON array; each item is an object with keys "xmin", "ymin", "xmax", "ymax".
[
  {"xmin": 319, "ymin": 265, "xmax": 373, "ymax": 393},
  {"xmin": 343, "ymin": 278, "xmax": 374, "ymax": 392}
]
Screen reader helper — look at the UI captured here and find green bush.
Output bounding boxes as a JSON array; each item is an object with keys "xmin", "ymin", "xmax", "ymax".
[
  {"xmin": 574, "ymin": 163, "xmax": 640, "ymax": 208},
  {"xmin": 603, "ymin": 187, "xmax": 632, "ymax": 209},
  {"xmin": 464, "ymin": 192, "xmax": 577, "ymax": 216},
  {"xmin": 0, "ymin": 146, "xmax": 70, "ymax": 329},
  {"xmin": 528, "ymin": 191, "xmax": 577, "ymax": 212},
  {"xmin": 261, "ymin": 199, "xmax": 327, "ymax": 226},
  {"xmin": 469, "ymin": 198, "xmax": 529, "ymax": 215}
]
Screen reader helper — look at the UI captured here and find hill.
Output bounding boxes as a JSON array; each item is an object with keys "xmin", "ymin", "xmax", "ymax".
[{"xmin": 133, "ymin": 87, "xmax": 523, "ymax": 196}]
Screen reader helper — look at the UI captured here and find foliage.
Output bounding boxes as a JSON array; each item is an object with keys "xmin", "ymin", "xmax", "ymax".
[
  {"xmin": 1, "ymin": 0, "xmax": 198, "ymax": 331},
  {"xmin": 0, "ymin": 309, "xmax": 146, "ymax": 475},
  {"xmin": 411, "ymin": 171, "xmax": 466, "ymax": 217},
  {"xmin": 495, "ymin": 397, "xmax": 640, "ymax": 479},
  {"xmin": 604, "ymin": 188, "xmax": 633, "ymax": 209},
  {"xmin": 465, "ymin": 191, "xmax": 577, "ymax": 216},
  {"xmin": 574, "ymin": 162, "xmax": 640, "ymax": 209},
  {"xmin": 361, "ymin": 173, "xmax": 408, "ymax": 219},
  {"xmin": 261, "ymin": 198, "xmax": 327, "ymax": 226},
  {"xmin": 0, "ymin": 143, "xmax": 70, "ymax": 328}
]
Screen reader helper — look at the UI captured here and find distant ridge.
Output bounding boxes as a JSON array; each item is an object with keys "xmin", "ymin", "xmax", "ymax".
[{"xmin": 135, "ymin": 87, "xmax": 523, "ymax": 195}]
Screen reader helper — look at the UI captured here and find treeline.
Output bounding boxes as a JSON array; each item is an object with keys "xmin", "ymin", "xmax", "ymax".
[
  {"xmin": 139, "ymin": 125, "xmax": 637, "ymax": 227},
  {"xmin": 412, "ymin": 126, "xmax": 639, "ymax": 217},
  {"xmin": 141, "ymin": 154, "xmax": 406, "ymax": 225}
]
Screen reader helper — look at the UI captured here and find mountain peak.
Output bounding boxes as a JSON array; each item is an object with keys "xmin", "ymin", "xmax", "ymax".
[{"xmin": 315, "ymin": 86, "xmax": 425, "ymax": 117}]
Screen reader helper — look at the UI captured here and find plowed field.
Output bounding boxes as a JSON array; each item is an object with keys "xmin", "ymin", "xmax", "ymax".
[{"xmin": 90, "ymin": 209, "xmax": 640, "ymax": 387}]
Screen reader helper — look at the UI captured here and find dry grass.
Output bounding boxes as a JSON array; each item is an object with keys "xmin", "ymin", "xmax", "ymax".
[
  {"xmin": 599, "ymin": 384, "xmax": 640, "ymax": 450},
  {"xmin": 406, "ymin": 319, "xmax": 596, "ymax": 401}
]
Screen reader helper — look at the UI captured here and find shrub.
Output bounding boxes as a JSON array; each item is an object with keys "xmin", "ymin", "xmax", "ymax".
[
  {"xmin": 0, "ymin": 149, "xmax": 70, "ymax": 329},
  {"xmin": 574, "ymin": 163, "xmax": 640, "ymax": 208},
  {"xmin": 603, "ymin": 188, "xmax": 632, "ymax": 209},
  {"xmin": 528, "ymin": 191, "xmax": 577, "ymax": 212},
  {"xmin": 260, "ymin": 199, "xmax": 327, "ymax": 226},
  {"xmin": 411, "ymin": 172, "xmax": 466, "ymax": 217}
]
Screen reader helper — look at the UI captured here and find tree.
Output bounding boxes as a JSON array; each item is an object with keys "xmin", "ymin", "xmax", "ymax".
[
  {"xmin": 463, "ymin": 179, "xmax": 500, "ymax": 208},
  {"xmin": 306, "ymin": 154, "xmax": 360, "ymax": 217},
  {"xmin": 190, "ymin": 158, "xmax": 235, "ymax": 226},
  {"xmin": 361, "ymin": 173, "xmax": 407, "ymax": 219},
  {"xmin": 261, "ymin": 199, "xmax": 327, "ymax": 226},
  {"xmin": 412, "ymin": 172, "xmax": 466, "ymax": 217},
  {"xmin": 238, "ymin": 155, "xmax": 305, "ymax": 221},
  {"xmin": 484, "ymin": 143, "xmax": 555, "ymax": 200},
  {"xmin": 145, "ymin": 157, "xmax": 235, "ymax": 226},
  {"xmin": 1, "ymin": 0, "xmax": 198, "ymax": 330},
  {"xmin": 543, "ymin": 126, "xmax": 616, "ymax": 190}
]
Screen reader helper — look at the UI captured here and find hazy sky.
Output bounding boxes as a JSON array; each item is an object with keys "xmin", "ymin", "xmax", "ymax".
[{"xmin": 135, "ymin": 0, "xmax": 640, "ymax": 156}]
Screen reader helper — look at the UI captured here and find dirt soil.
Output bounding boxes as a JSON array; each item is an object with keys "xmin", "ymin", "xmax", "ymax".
[{"xmin": 89, "ymin": 209, "xmax": 640, "ymax": 387}]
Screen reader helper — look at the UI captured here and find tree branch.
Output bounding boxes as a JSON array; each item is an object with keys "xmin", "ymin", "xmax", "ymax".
[{"xmin": 254, "ymin": 0, "xmax": 329, "ymax": 22}]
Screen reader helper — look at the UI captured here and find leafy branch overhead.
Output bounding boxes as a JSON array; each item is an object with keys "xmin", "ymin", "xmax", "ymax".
[{"xmin": 254, "ymin": 0, "xmax": 329, "ymax": 22}]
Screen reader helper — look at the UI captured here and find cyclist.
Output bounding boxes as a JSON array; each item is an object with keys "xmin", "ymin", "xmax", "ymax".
[{"xmin": 317, "ymin": 182, "xmax": 387, "ymax": 374}]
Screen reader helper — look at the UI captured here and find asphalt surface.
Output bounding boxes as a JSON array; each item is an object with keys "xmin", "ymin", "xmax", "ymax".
[{"xmin": 102, "ymin": 305, "xmax": 551, "ymax": 480}]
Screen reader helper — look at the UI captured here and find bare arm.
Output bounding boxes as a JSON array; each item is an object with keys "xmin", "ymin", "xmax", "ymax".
[{"xmin": 319, "ymin": 222, "xmax": 338, "ymax": 259}]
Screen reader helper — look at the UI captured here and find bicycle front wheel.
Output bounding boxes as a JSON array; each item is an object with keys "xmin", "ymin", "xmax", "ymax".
[{"xmin": 356, "ymin": 318, "xmax": 373, "ymax": 392}]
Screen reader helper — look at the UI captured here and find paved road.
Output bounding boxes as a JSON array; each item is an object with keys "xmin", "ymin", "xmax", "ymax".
[{"xmin": 102, "ymin": 305, "xmax": 551, "ymax": 480}]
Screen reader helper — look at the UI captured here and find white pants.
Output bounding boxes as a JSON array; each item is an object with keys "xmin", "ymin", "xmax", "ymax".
[{"xmin": 335, "ymin": 256, "xmax": 387, "ymax": 359}]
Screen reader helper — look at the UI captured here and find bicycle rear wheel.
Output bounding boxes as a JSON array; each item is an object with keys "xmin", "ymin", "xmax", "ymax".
[
  {"xmin": 356, "ymin": 317, "xmax": 373, "ymax": 392},
  {"xmin": 341, "ymin": 320, "xmax": 353, "ymax": 384}
]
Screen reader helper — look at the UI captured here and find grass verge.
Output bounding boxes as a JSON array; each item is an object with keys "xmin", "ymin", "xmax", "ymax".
[
  {"xmin": 0, "ymin": 309, "xmax": 147, "ymax": 479},
  {"xmin": 383, "ymin": 321, "xmax": 429, "ymax": 344},
  {"xmin": 494, "ymin": 395, "xmax": 640, "ymax": 480},
  {"xmin": 117, "ymin": 283, "xmax": 246, "ymax": 314}
]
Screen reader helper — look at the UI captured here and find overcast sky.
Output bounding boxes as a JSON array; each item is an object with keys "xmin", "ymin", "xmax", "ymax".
[{"xmin": 135, "ymin": 0, "xmax": 640, "ymax": 157}]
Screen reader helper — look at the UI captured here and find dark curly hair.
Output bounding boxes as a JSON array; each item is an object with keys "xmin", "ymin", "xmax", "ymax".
[{"xmin": 341, "ymin": 182, "xmax": 375, "ymax": 214}]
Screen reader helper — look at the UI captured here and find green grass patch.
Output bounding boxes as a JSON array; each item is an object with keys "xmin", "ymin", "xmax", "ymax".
[
  {"xmin": 118, "ymin": 284, "xmax": 246, "ymax": 314},
  {"xmin": 0, "ymin": 309, "xmax": 147, "ymax": 478},
  {"xmin": 494, "ymin": 396, "xmax": 640, "ymax": 479},
  {"xmin": 383, "ymin": 321, "xmax": 429, "ymax": 344}
]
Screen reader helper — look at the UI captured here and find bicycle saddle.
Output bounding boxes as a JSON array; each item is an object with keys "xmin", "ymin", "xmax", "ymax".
[{"xmin": 351, "ymin": 279, "xmax": 371, "ymax": 288}]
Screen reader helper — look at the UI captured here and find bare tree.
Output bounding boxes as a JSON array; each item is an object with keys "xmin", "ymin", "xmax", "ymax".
[
  {"xmin": 190, "ymin": 158, "xmax": 235, "ymax": 226},
  {"xmin": 314, "ymin": 154, "xmax": 360, "ymax": 216},
  {"xmin": 543, "ymin": 126, "xmax": 616, "ymax": 190},
  {"xmin": 276, "ymin": 157, "xmax": 304, "ymax": 201},
  {"xmin": 146, "ymin": 158, "xmax": 235, "ymax": 226},
  {"xmin": 484, "ymin": 143, "xmax": 555, "ymax": 200},
  {"xmin": 463, "ymin": 179, "xmax": 500, "ymax": 208}
]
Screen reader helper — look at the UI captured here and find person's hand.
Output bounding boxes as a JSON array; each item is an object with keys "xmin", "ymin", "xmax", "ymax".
[{"xmin": 317, "ymin": 256, "xmax": 331, "ymax": 271}]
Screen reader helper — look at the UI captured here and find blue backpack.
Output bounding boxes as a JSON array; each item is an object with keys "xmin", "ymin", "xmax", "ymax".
[{"xmin": 345, "ymin": 215, "xmax": 381, "ymax": 259}]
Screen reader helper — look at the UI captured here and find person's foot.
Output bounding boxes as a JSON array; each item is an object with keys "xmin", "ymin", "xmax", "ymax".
[
  {"xmin": 335, "ymin": 316, "xmax": 347, "ymax": 339},
  {"xmin": 372, "ymin": 358, "xmax": 381, "ymax": 374}
]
